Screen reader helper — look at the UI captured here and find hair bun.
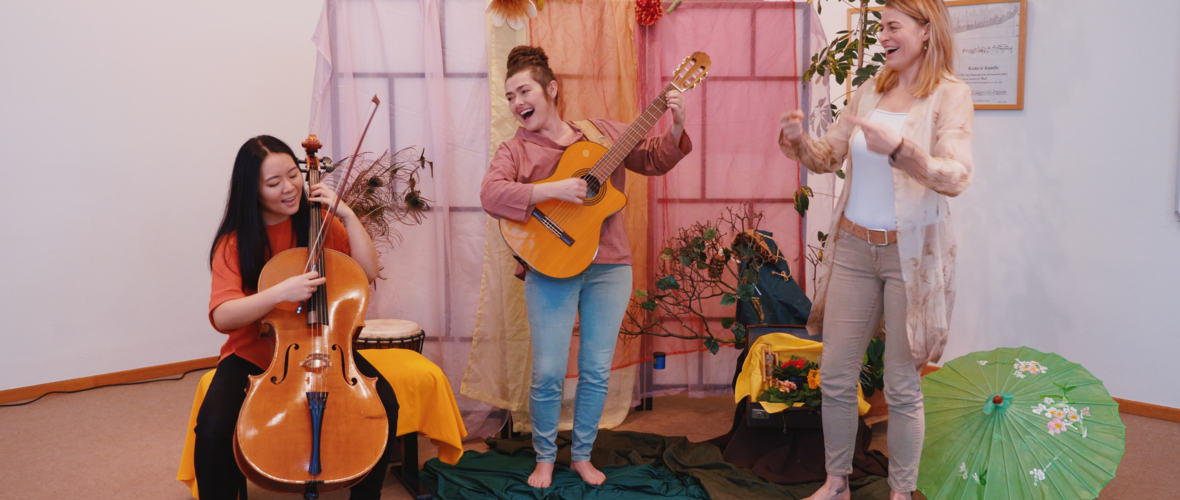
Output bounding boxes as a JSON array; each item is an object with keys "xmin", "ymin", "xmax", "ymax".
[{"xmin": 507, "ymin": 45, "xmax": 549, "ymax": 70}]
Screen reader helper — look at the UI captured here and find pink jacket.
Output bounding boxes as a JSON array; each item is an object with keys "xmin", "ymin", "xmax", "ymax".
[{"xmin": 481, "ymin": 118, "xmax": 692, "ymax": 267}]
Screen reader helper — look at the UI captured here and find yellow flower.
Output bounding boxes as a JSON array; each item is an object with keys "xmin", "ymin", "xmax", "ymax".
[{"xmin": 808, "ymin": 369, "xmax": 821, "ymax": 389}]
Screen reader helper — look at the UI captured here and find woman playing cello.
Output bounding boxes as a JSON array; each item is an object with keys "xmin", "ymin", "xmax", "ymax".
[{"xmin": 195, "ymin": 135, "xmax": 398, "ymax": 499}]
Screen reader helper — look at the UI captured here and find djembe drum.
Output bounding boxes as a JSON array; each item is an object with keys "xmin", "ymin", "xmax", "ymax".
[{"xmin": 355, "ymin": 319, "xmax": 425, "ymax": 354}]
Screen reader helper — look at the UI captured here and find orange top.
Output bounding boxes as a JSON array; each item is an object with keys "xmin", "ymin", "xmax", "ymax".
[{"xmin": 209, "ymin": 216, "xmax": 351, "ymax": 369}]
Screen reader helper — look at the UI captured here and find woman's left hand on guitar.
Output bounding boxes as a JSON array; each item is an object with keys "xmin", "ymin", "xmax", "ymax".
[
  {"xmin": 667, "ymin": 90, "xmax": 688, "ymax": 141},
  {"xmin": 309, "ymin": 183, "xmax": 357, "ymax": 223}
]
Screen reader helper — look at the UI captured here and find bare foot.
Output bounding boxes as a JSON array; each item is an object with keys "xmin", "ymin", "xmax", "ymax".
[
  {"xmin": 528, "ymin": 462, "xmax": 554, "ymax": 488},
  {"xmin": 571, "ymin": 460, "xmax": 606, "ymax": 486},
  {"xmin": 888, "ymin": 491, "xmax": 912, "ymax": 500},
  {"xmin": 803, "ymin": 475, "xmax": 851, "ymax": 500}
]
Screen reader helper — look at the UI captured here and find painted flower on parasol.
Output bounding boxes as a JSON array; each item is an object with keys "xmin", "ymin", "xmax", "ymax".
[{"xmin": 919, "ymin": 347, "xmax": 1125, "ymax": 499}]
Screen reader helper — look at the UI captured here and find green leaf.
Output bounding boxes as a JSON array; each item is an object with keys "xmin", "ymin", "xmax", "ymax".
[
  {"xmin": 721, "ymin": 317, "xmax": 735, "ymax": 329},
  {"xmin": 794, "ymin": 189, "xmax": 810, "ymax": 217},
  {"xmin": 720, "ymin": 292, "xmax": 736, "ymax": 306},
  {"xmin": 656, "ymin": 274, "xmax": 680, "ymax": 291},
  {"xmin": 732, "ymin": 323, "xmax": 747, "ymax": 342},
  {"xmin": 640, "ymin": 300, "xmax": 657, "ymax": 311},
  {"xmin": 736, "ymin": 283, "xmax": 756, "ymax": 301},
  {"xmin": 660, "ymin": 248, "xmax": 674, "ymax": 260},
  {"xmin": 678, "ymin": 255, "xmax": 693, "ymax": 268},
  {"xmin": 836, "ymin": 169, "xmax": 845, "ymax": 179},
  {"xmin": 703, "ymin": 226, "xmax": 719, "ymax": 241},
  {"xmin": 634, "ymin": 289, "xmax": 648, "ymax": 298},
  {"xmin": 704, "ymin": 338, "xmax": 720, "ymax": 355},
  {"xmin": 817, "ymin": 231, "xmax": 828, "ymax": 242}
]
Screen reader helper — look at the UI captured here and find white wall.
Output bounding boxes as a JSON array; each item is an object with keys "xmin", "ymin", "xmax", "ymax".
[
  {"xmin": 813, "ymin": 0, "xmax": 1180, "ymax": 408},
  {"xmin": 3, "ymin": 0, "xmax": 1179, "ymax": 410},
  {"xmin": 0, "ymin": 1, "xmax": 323, "ymax": 390}
]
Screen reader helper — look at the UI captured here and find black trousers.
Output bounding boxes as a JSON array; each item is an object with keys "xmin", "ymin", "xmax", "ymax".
[{"xmin": 194, "ymin": 353, "xmax": 400, "ymax": 500}]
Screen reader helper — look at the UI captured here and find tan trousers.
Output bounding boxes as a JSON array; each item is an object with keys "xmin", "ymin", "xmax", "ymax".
[{"xmin": 819, "ymin": 229, "xmax": 924, "ymax": 492}]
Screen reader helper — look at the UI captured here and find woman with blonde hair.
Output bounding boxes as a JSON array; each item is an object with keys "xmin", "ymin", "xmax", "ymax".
[{"xmin": 779, "ymin": 0, "xmax": 973, "ymax": 498}]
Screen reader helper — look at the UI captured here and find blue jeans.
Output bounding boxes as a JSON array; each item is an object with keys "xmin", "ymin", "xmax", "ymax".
[{"xmin": 525, "ymin": 264, "xmax": 632, "ymax": 463}]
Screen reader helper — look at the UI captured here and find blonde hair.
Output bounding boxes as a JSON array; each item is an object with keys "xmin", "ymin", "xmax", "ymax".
[{"xmin": 874, "ymin": 0, "xmax": 956, "ymax": 98}]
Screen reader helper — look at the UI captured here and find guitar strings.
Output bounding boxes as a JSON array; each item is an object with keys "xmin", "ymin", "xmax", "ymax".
[{"xmin": 545, "ymin": 83, "xmax": 675, "ymax": 227}]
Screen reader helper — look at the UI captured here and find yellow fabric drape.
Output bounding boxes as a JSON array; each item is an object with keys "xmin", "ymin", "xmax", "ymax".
[
  {"xmin": 735, "ymin": 332, "xmax": 871, "ymax": 416},
  {"xmin": 177, "ymin": 350, "xmax": 467, "ymax": 498},
  {"xmin": 459, "ymin": 12, "xmax": 534, "ymax": 428},
  {"xmin": 462, "ymin": 0, "xmax": 645, "ymax": 433}
]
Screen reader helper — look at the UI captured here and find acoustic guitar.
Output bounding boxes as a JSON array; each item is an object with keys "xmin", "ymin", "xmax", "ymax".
[{"xmin": 500, "ymin": 52, "xmax": 711, "ymax": 279}]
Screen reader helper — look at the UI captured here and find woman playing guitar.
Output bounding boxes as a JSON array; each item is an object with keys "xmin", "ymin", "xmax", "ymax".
[
  {"xmin": 196, "ymin": 135, "xmax": 399, "ymax": 499},
  {"xmin": 480, "ymin": 46, "xmax": 692, "ymax": 488}
]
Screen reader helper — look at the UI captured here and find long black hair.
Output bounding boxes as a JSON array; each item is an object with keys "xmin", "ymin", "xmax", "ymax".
[{"xmin": 209, "ymin": 135, "xmax": 310, "ymax": 291}]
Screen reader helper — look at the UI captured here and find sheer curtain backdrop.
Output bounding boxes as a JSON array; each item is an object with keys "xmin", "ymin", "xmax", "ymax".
[
  {"xmin": 310, "ymin": 0, "xmax": 503, "ymax": 438},
  {"xmin": 633, "ymin": 1, "xmax": 830, "ymax": 400}
]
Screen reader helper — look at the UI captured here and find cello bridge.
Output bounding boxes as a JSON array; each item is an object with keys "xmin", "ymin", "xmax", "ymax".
[{"xmin": 301, "ymin": 353, "xmax": 332, "ymax": 371}]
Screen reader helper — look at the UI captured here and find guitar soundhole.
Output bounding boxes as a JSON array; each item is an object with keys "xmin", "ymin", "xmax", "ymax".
[{"xmin": 580, "ymin": 174, "xmax": 604, "ymax": 205}]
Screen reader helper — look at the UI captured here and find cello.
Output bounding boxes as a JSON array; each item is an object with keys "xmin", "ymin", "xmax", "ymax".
[{"xmin": 234, "ymin": 98, "xmax": 387, "ymax": 500}]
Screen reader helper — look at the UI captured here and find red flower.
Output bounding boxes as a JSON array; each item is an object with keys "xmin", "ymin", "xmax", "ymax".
[
  {"xmin": 787, "ymin": 359, "xmax": 808, "ymax": 370},
  {"xmin": 636, "ymin": 0, "xmax": 663, "ymax": 27}
]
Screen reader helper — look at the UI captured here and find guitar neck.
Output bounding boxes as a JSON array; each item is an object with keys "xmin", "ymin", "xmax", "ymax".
[{"xmin": 588, "ymin": 82, "xmax": 677, "ymax": 183}]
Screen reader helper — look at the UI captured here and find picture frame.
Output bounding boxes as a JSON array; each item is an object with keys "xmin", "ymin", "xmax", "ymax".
[{"xmin": 848, "ymin": 0, "xmax": 1028, "ymax": 110}]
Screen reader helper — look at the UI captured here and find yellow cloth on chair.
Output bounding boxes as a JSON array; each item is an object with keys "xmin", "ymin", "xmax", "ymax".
[
  {"xmin": 734, "ymin": 332, "xmax": 871, "ymax": 416},
  {"xmin": 176, "ymin": 349, "xmax": 467, "ymax": 498}
]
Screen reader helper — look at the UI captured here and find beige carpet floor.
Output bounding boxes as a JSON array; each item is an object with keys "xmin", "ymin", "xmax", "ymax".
[{"xmin": 0, "ymin": 369, "xmax": 1174, "ymax": 499}]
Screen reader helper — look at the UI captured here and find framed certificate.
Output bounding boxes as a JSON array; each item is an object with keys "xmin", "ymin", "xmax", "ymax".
[{"xmin": 849, "ymin": 0, "xmax": 1028, "ymax": 110}]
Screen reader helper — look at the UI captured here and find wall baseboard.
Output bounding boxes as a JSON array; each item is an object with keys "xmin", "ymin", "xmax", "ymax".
[
  {"xmin": 2, "ymin": 358, "xmax": 1179, "ymax": 423},
  {"xmin": 910, "ymin": 365, "xmax": 1180, "ymax": 423},
  {"xmin": 1113, "ymin": 398, "xmax": 1180, "ymax": 423},
  {"xmin": 0, "ymin": 356, "xmax": 219, "ymax": 405}
]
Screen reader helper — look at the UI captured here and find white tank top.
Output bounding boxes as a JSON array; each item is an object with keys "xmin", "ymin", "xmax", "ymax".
[{"xmin": 844, "ymin": 109, "xmax": 908, "ymax": 230}]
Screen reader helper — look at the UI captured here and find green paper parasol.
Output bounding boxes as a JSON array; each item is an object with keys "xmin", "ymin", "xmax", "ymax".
[{"xmin": 918, "ymin": 347, "xmax": 1125, "ymax": 499}]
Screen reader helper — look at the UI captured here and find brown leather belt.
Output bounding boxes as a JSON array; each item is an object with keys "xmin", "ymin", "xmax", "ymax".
[{"xmin": 839, "ymin": 214, "xmax": 897, "ymax": 245}]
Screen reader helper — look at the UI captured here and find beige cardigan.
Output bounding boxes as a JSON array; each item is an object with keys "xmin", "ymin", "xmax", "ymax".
[{"xmin": 779, "ymin": 76, "xmax": 974, "ymax": 370}]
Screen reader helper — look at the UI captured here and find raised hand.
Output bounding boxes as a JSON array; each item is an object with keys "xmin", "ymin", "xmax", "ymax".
[
  {"xmin": 781, "ymin": 110, "xmax": 806, "ymax": 143},
  {"xmin": 309, "ymin": 182, "xmax": 357, "ymax": 222},
  {"xmin": 666, "ymin": 90, "xmax": 688, "ymax": 128}
]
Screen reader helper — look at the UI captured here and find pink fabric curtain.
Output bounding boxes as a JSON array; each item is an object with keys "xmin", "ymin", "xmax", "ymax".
[
  {"xmin": 634, "ymin": 1, "xmax": 831, "ymax": 398},
  {"xmin": 310, "ymin": 0, "xmax": 505, "ymax": 438},
  {"xmin": 306, "ymin": 0, "xmax": 831, "ymax": 434}
]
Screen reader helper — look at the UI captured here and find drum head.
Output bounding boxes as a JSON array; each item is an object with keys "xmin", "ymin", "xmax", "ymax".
[{"xmin": 359, "ymin": 319, "xmax": 422, "ymax": 340}]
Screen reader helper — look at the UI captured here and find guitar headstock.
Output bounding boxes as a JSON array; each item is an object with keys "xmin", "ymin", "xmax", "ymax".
[{"xmin": 671, "ymin": 52, "xmax": 711, "ymax": 92}]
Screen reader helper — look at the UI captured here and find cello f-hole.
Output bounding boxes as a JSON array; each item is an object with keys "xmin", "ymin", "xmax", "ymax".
[
  {"xmin": 271, "ymin": 343, "xmax": 300, "ymax": 385},
  {"xmin": 332, "ymin": 345, "xmax": 358, "ymax": 386}
]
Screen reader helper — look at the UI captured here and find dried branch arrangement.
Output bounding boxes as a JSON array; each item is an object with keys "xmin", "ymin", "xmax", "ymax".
[
  {"xmin": 324, "ymin": 147, "xmax": 433, "ymax": 252},
  {"xmin": 622, "ymin": 205, "xmax": 776, "ymax": 354}
]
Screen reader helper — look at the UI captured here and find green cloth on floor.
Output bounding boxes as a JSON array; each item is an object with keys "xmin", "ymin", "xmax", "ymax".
[
  {"xmin": 420, "ymin": 450, "xmax": 709, "ymax": 499},
  {"xmin": 423, "ymin": 429, "xmax": 890, "ymax": 500}
]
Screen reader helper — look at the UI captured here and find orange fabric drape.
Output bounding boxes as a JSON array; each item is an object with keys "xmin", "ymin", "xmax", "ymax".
[{"xmin": 531, "ymin": 0, "xmax": 646, "ymax": 377}]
